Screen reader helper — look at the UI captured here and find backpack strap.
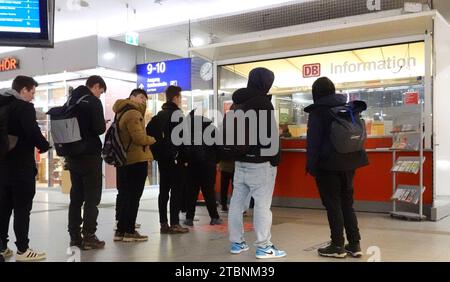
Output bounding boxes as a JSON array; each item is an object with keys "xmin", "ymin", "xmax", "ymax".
[
  {"xmin": 115, "ymin": 105, "xmax": 139, "ymax": 152},
  {"xmin": 65, "ymin": 95, "xmax": 90, "ymax": 112}
]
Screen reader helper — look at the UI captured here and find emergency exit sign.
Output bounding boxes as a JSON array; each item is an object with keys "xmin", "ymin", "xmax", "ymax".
[{"xmin": 125, "ymin": 31, "xmax": 139, "ymax": 46}]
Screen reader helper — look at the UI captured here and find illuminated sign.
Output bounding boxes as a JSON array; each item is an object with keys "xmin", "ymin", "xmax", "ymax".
[
  {"xmin": 137, "ymin": 58, "xmax": 191, "ymax": 94},
  {"xmin": 302, "ymin": 63, "xmax": 321, "ymax": 78},
  {"xmin": 0, "ymin": 57, "xmax": 19, "ymax": 72}
]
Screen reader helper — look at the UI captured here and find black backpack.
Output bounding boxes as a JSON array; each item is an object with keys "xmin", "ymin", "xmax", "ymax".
[
  {"xmin": 0, "ymin": 99, "xmax": 18, "ymax": 160},
  {"xmin": 219, "ymin": 105, "xmax": 250, "ymax": 160},
  {"xmin": 184, "ymin": 112, "xmax": 216, "ymax": 164},
  {"xmin": 101, "ymin": 106, "xmax": 134, "ymax": 167},
  {"xmin": 47, "ymin": 95, "xmax": 89, "ymax": 157},
  {"xmin": 329, "ymin": 105, "xmax": 366, "ymax": 154},
  {"xmin": 146, "ymin": 112, "xmax": 177, "ymax": 162}
]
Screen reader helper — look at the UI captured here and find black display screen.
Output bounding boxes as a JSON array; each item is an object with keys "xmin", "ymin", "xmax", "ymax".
[{"xmin": 0, "ymin": 0, "xmax": 54, "ymax": 48}]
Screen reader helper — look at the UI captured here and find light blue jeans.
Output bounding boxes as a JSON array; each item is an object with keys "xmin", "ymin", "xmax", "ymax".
[{"xmin": 228, "ymin": 161, "xmax": 277, "ymax": 248}]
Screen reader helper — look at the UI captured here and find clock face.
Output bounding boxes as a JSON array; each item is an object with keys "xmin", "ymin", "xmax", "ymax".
[{"xmin": 200, "ymin": 62, "xmax": 213, "ymax": 81}]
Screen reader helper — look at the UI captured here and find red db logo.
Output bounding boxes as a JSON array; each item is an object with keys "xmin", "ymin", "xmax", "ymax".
[{"xmin": 303, "ymin": 63, "xmax": 321, "ymax": 78}]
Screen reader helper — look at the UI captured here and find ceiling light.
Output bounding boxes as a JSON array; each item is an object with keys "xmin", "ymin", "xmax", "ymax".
[
  {"xmin": 103, "ymin": 52, "xmax": 116, "ymax": 60},
  {"xmin": 191, "ymin": 37, "xmax": 205, "ymax": 47}
]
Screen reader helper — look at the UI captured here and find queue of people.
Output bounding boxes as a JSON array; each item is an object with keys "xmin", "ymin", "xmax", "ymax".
[{"xmin": 0, "ymin": 69, "xmax": 367, "ymax": 261}]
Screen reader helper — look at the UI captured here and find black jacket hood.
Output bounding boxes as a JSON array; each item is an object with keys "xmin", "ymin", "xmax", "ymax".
[
  {"xmin": 232, "ymin": 88, "xmax": 272, "ymax": 105},
  {"xmin": 69, "ymin": 85, "xmax": 94, "ymax": 104},
  {"xmin": 162, "ymin": 101, "xmax": 180, "ymax": 111},
  {"xmin": 304, "ymin": 94, "xmax": 367, "ymax": 113},
  {"xmin": 247, "ymin": 67, "xmax": 275, "ymax": 94}
]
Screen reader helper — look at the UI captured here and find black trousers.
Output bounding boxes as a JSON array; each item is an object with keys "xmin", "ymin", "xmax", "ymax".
[
  {"xmin": 220, "ymin": 171, "xmax": 234, "ymax": 207},
  {"xmin": 158, "ymin": 162, "xmax": 184, "ymax": 226},
  {"xmin": 186, "ymin": 164, "xmax": 219, "ymax": 220},
  {"xmin": 0, "ymin": 165, "xmax": 36, "ymax": 253},
  {"xmin": 67, "ymin": 155, "xmax": 103, "ymax": 238},
  {"xmin": 116, "ymin": 162, "xmax": 148, "ymax": 234},
  {"xmin": 315, "ymin": 170, "xmax": 361, "ymax": 246}
]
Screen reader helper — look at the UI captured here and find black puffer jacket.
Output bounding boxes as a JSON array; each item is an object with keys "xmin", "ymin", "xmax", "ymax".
[
  {"xmin": 0, "ymin": 95, "xmax": 49, "ymax": 168},
  {"xmin": 304, "ymin": 94, "xmax": 369, "ymax": 176},
  {"xmin": 68, "ymin": 86, "xmax": 106, "ymax": 157},
  {"xmin": 232, "ymin": 68, "xmax": 280, "ymax": 166}
]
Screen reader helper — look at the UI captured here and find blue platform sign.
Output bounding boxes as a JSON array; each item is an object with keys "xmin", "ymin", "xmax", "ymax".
[{"xmin": 137, "ymin": 58, "xmax": 192, "ymax": 94}]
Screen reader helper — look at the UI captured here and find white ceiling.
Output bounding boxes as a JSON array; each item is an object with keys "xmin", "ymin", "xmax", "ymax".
[
  {"xmin": 0, "ymin": 0, "xmax": 297, "ymax": 54},
  {"xmin": 53, "ymin": 0, "xmax": 296, "ymax": 41}
]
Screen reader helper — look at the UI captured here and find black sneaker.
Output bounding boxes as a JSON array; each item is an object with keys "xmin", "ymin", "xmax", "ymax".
[
  {"xmin": 345, "ymin": 243, "xmax": 363, "ymax": 258},
  {"xmin": 70, "ymin": 234, "xmax": 82, "ymax": 248},
  {"xmin": 210, "ymin": 218, "xmax": 223, "ymax": 225},
  {"xmin": 184, "ymin": 219, "xmax": 194, "ymax": 226},
  {"xmin": 81, "ymin": 234, "xmax": 105, "ymax": 250},
  {"xmin": 318, "ymin": 244, "xmax": 347, "ymax": 258}
]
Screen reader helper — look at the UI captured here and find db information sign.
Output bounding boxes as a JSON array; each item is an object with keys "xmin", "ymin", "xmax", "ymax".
[{"xmin": 302, "ymin": 63, "xmax": 321, "ymax": 78}]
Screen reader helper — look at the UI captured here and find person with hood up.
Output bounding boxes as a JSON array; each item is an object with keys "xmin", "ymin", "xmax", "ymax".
[
  {"xmin": 304, "ymin": 77, "xmax": 368, "ymax": 259},
  {"xmin": 228, "ymin": 67, "xmax": 286, "ymax": 259},
  {"xmin": 0, "ymin": 76, "xmax": 50, "ymax": 261},
  {"xmin": 112, "ymin": 88, "xmax": 156, "ymax": 243}
]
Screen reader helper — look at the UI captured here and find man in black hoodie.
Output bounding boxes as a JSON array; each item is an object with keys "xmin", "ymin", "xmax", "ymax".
[
  {"xmin": 66, "ymin": 75, "xmax": 107, "ymax": 250},
  {"xmin": 304, "ymin": 77, "xmax": 368, "ymax": 259},
  {"xmin": 0, "ymin": 76, "xmax": 50, "ymax": 261},
  {"xmin": 146, "ymin": 86, "xmax": 189, "ymax": 234},
  {"xmin": 183, "ymin": 112, "xmax": 222, "ymax": 227},
  {"xmin": 228, "ymin": 67, "xmax": 286, "ymax": 259}
]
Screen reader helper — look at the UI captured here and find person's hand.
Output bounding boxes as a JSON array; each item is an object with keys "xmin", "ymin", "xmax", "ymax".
[{"xmin": 38, "ymin": 146, "xmax": 52, "ymax": 154}]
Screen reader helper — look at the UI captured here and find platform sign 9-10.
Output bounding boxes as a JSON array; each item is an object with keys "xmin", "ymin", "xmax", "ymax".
[{"xmin": 137, "ymin": 58, "xmax": 192, "ymax": 95}]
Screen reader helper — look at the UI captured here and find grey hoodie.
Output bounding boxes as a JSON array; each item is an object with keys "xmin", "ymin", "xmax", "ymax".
[{"xmin": 0, "ymin": 88, "xmax": 23, "ymax": 101}]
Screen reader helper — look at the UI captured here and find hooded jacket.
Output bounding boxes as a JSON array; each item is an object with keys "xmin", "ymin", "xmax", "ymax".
[
  {"xmin": 113, "ymin": 99, "xmax": 156, "ymax": 165},
  {"xmin": 0, "ymin": 88, "xmax": 49, "ymax": 168},
  {"xmin": 231, "ymin": 68, "xmax": 280, "ymax": 166},
  {"xmin": 67, "ymin": 85, "xmax": 106, "ymax": 157},
  {"xmin": 304, "ymin": 93, "xmax": 369, "ymax": 176}
]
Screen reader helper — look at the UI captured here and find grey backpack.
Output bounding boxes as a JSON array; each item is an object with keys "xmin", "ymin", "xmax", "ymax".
[
  {"xmin": 329, "ymin": 105, "xmax": 366, "ymax": 154},
  {"xmin": 47, "ymin": 95, "xmax": 89, "ymax": 157}
]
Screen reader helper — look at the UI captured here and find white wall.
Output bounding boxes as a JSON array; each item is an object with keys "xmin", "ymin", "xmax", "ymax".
[
  {"xmin": 0, "ymin": 36, "xmax": 99, "ymax": 82},
  {"xmin": 433, "ymin": 13, "xmax": 450, "ymax": 196}
]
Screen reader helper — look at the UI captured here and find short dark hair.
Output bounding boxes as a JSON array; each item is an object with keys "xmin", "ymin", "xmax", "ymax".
[
  {"xmin": 129, "ymin": 88, "xmax": 148, "ymax": 99},
  {"xmin": 86, "ymin": 75, "xmax": 107, "ymax": 92},
  {"xmin": 165, "ymin": 85, "xmax": 181, "ymax": 102},
  {"xmin": 12, "ymin": 75, "xmax": 38, "ymax": 93}
]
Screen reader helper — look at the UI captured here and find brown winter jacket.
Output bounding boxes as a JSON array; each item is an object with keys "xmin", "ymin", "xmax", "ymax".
[{"xmin": 113, "ymin": 99, "xmax": 156, "ymax": 165}]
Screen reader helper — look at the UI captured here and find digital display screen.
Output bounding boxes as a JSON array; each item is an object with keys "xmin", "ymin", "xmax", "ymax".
[
  {"xmin": 0, "ymin": 0, "xmax": 41, "ymax": 33},
  {"xmin": 0, "ymin": 0, "xmax": 54, "ymax": 48}
]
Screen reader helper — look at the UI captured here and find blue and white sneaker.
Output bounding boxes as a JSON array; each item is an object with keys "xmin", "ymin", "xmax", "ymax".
[
  {"xmin": 256, "ymin": 245, "xmax": 287, "ymax": 259},
  {"xmin": 230, "ymin": 242, "xmax": 250, "ymax": 254}
]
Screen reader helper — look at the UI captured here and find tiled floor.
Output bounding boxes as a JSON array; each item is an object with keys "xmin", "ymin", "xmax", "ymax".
[{"xmin": 2, "ymin": 188, "xmax": 450, "ymax": 262}]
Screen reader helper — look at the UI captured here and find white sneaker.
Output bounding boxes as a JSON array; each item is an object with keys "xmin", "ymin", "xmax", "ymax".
[
  {"xmin": 0, "ymin": 248, "xmax": 13, "ymax": 258},
  {"xmin": 15, "ymin": 249, "xmax": 46, "ymax": 262}
]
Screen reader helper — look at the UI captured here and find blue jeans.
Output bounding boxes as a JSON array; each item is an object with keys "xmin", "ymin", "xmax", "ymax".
[{"xmin": 228, "ymin": 161, "xmax": 277, "ymax": 248}]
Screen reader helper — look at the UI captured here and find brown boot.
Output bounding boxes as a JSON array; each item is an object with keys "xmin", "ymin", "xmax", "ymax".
[
  {"xmin": 169, "ymin": 224, "xmax": 189, "ymax": 234},
  {"xmin": 81, "ymin": 234, "xmax": 105, "ymax": 250},
  {"xmin": 160, "ymin": 223, "xmax": 170, "ymax": 234}
]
